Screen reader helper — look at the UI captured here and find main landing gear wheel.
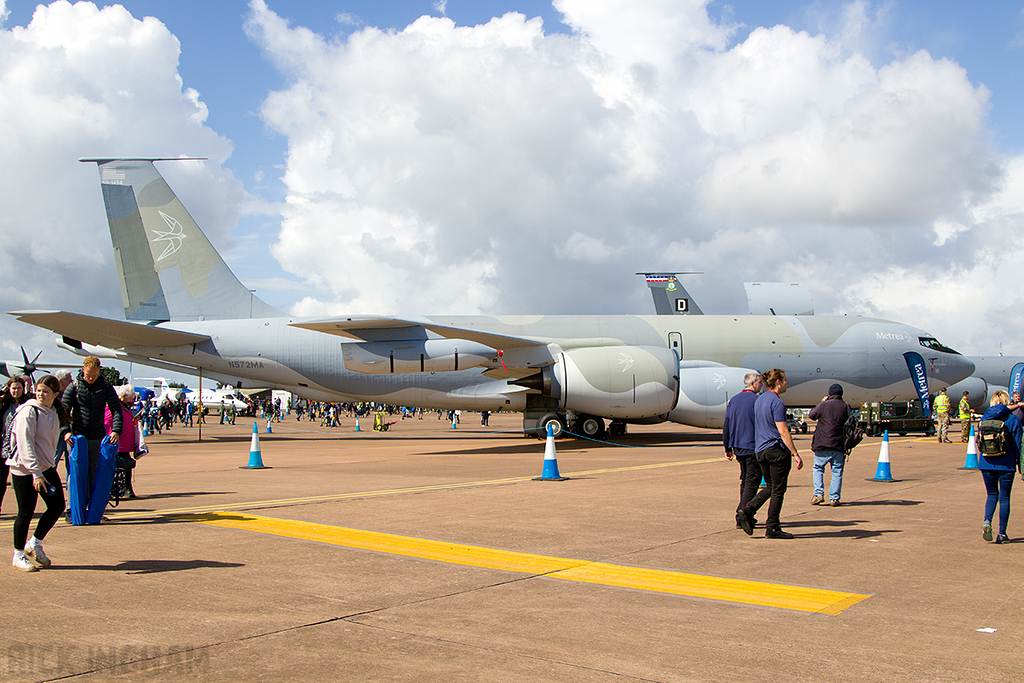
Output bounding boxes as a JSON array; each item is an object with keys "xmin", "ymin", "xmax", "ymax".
[
  {"xmin": 538, "ymin": 413, "xmax": 565, "ymax": 438},
  {"xmin": 576, "ymin": 415, "xmax": 605, "ymax": 438}
]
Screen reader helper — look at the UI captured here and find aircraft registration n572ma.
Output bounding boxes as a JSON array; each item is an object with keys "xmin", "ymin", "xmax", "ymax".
[{"xmin": 9, "ymin": 158, "xmax": 974, "ymax": 437}]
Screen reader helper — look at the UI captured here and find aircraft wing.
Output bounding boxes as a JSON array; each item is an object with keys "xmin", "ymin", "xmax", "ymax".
[
  {"xmin": 291, "ymin": 316, "xmax": 545, "ymax": 350},
  {"xmin": 9, "ymin": 310, "xmax": 210, "ymax": 348}
]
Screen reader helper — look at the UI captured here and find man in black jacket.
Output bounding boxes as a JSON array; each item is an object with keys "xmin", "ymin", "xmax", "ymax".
[
  {"xmin": 61, "ymin": 356, "xmax": 122, "ymax": 492},
  {"xmin": 808, "ymin": 383, "xmax": 851, "ymax": 506}
]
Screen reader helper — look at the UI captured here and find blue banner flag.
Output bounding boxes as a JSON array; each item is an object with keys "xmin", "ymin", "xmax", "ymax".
[
  {"xmin": 903, "ymin": 352, "xmax": 931, "ymax": 417},
  {"xmin": 1009, "ymin": 363, "xmax": 1024, "ymax": 398}
]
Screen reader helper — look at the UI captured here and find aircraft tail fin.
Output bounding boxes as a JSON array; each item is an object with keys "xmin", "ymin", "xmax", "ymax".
[
  {"xmin": 743, "ymin": 282, "xmax": 814, "ymax": 316},
  {"xmin": 638, "ymin": 273, "xmax": 703, "ymax": 315},
  {"xmin": 81, "ymin": 158, "xmax": 284, "ymax": 322}
]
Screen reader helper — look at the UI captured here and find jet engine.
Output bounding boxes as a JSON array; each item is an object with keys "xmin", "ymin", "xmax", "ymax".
[
  {"xmin": 513, "ymin": 346, "xmax": 679, "ymax": 419},
  {"xmin": 944, "ymin": 376, "xmax": 991, "ymax": 412},
  {"xmin": 667, "ymin": 365, "xmax": 759, "ymax": 429}
]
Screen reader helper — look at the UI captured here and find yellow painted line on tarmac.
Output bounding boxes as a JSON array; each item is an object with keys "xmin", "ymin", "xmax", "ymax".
[{"xmin": 187, "ymin": 511, "xmax": 869, "ymax": 615}]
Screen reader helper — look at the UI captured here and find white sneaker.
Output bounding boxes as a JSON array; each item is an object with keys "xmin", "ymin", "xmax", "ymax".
[
  {"xmin": 25, "ymin": 543, "xmax": 51, "ymax": 568},
  {"xmin": 12, "ymin": 555, "xmax": 39, "ymax": 572}
]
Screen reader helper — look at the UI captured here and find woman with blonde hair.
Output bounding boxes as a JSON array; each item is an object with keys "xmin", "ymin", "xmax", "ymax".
[
  {"xmin": 6, "ymin": 375, "xmax": 70, "ymax": 571},
  {"xmin": 978, "ymin": 390, "xmax": 1023, "ymax": 544}
]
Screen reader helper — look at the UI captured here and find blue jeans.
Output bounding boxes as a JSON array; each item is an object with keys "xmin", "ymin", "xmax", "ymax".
[
  {"xmin": 982, "ymin": 469, "xmax": 1014, "ymax": 534},
  {"xmin": 813, "ymin": 449, "xmax": 846, "ymax": 500}
]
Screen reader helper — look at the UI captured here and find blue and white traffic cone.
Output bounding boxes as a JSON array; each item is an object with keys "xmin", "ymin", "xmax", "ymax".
[
  {"xmin": 240, "ymin": 422, "xmax": 270, "ymax": 469},
  {"xmin": 958, "ymin": 424, "xmax": 980, "ymax": 470},
  {"xmin": 533, "ymin": 424, "xmax": 568, "ymax": 481},
  {"xmin": 354, "ymin": 416, "xmax": 361, "ymax": 432},
  {"xmin": 451, "ymin": 414, "xmax": 457, "ymax": 429},
  {"xmin": 867, "ymin": 430, "xmax": 898, "ymax": 482},
  {"xmin": 265, "ymin": 419, "xmax": 273, "ymax": 434}
]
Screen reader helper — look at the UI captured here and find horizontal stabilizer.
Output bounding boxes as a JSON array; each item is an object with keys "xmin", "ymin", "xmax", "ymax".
[{"xmin": 9, "ymin": 310, "xmax": 209, "ymax": 349}]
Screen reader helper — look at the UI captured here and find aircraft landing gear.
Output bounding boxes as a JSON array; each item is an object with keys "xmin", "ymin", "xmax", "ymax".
[
  {"xmin": 538, "ymin": 412, "xmax": 566, "ymax": 438},
  {"xmin": 574, "ymin": 414, "xmax": 605, "ymax": 438}
]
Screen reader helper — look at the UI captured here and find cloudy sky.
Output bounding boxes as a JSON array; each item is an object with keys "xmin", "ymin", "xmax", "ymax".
[{"xmin": 1, "ymin": 0, "xmax": 1023, "ymax": 383}]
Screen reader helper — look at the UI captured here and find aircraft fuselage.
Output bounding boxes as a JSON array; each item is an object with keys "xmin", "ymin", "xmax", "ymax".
[{"xmin": 113, "ymin": 313, "xmax": 972, "ymax": 416}]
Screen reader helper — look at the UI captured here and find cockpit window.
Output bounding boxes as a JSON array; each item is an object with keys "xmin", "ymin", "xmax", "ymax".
[{"xmin": 919, "ymin": 337, "xmax": 961, "ymax": 355}]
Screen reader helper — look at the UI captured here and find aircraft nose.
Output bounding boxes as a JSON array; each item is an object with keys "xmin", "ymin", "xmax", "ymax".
[{"xmin": 931, "ymin": 352, "xmax": 975, "ymax": 387}]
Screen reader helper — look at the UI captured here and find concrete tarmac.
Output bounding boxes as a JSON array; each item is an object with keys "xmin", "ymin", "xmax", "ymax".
[{"xmin": 1, "ymin": 413, "xmax": 1021, "ymax": 682}]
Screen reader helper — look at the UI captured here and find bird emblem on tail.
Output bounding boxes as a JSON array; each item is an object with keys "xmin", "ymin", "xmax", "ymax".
[{"xmin": 151, "ymin": 211, "xmax": 188, "ymax": 261}]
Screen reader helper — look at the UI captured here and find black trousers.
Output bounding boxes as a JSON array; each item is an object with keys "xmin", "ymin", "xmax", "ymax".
[
  {"xmin": 736, "ymin": 454, "xmax": 761, "ymax": 513},
  {"xmin": 12, "ymin": 468, "xmax": 66, "ymax": 551},
  {"xmin": 0, "ymin": 461, "xmax": 9, "ymax": 513},
  {"xmin": 85, "ymin": 438, "xmax": 104, "ymax": 492},
  {"xmin": 744, "ymin": 445, "xmax": 793, "ymax": 530}
]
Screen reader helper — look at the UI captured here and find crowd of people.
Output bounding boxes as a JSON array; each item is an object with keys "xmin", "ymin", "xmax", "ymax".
[
  {"xmin": 1, "ymin": 357, "xmax": 152, "ymax": 571},
  {"xmin": 725, "ymin": 368, "xmax": 1024, "ymax": 542},
  {"xmin": 292, "ymin": 401, "xmax": 485, "ymax": 428},
  {"xmin": 7, "ymin": 356, "xmax": 1023, "ymax": 574}
]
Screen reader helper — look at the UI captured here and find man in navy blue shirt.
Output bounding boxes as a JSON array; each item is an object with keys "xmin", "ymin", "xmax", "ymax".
[
  {"xmin": 724, "ymin": 372, "xmax": 763, "ymax": 525},
  {"xmin": 736, "ymin": 369, "xmax": 803, "ymax": 539}
]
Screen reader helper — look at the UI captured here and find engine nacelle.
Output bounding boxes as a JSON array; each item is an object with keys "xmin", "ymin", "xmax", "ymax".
[
  {"xmin": 515, "ymin": 346, "xmax": 680, "ymax": 419},
  {"xmin": 342, "ymin": 339, "xmax": 494, "ymax": 374},
  {"xmin": 944, "ymin": 376, "xmax": 991, "ymax": 412},
  {"xmin": 667, "ymin": 366, "xmax": 759, "ymax": 429}
]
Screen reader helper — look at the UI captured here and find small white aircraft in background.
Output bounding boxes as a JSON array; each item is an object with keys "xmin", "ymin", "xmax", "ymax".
[{"xmin": 137, "ymin": 377, "xmax": 248, "ymax": 410}]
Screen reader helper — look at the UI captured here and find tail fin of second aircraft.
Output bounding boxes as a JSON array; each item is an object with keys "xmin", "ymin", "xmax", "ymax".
[
  {"xmin": 638, "ymin": 273, "xmax": 704, "ymax": 315},
  {"xmin": 81, "ymin": 158, "xmax": 284, "ymax": 322}
]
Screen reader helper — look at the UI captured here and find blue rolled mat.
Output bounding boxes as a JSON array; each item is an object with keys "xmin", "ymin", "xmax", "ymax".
[
  {"xmin": 85, "ymin": 436, "xmax": 118, "ymax": 524},
  {"xmin": 67, "ymin": 435, "xmax": 89, "ymax": 526}
]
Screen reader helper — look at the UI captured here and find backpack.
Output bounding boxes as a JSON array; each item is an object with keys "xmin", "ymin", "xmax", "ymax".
[
  {"xmin": 977, "ymin": 419, "xmax": 1009, "ymax": 457},
  {"xmin": 842, "ymin": 410, "xmax": 865, "ymax": 455},
  {"xmin": 2, "ymin": 406, "xmax": 16, "ymax": 460},
  {"xmin": 109, "ymin": 467, "xmax": 131, "ymax": 507},
  {"xmin": 3, "ymin": 403, "xmax": 38, "ymax": 462}
]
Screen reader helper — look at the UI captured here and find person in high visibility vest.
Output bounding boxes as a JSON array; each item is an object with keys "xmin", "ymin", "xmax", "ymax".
[
  {"xmin": 934, "ymin": 387, "xmax": 951, "ymax": 443},
  {"xmin": 960, "ymin": 391, "xmax": 973, "ymax": 443}
]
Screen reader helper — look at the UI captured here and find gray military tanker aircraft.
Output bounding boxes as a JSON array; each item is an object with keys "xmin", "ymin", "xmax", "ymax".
[
  {"xmin": 9, "ymin": 158, "xmax": 974, "ymax": 437},
  {"xmin": 641, "ymin": 273, "xmax": 1023, "ymax": 412}
]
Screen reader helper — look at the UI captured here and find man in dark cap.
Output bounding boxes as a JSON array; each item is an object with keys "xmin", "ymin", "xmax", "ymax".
[{"xmin": 807, "ymin": 383, "xmax": 851, "ymax": 506}]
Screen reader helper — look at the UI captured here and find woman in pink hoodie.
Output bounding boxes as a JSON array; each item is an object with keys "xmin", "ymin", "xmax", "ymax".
[{"xmin": 105, "ymin": 385, "xmax": 139, "ymax": 499}]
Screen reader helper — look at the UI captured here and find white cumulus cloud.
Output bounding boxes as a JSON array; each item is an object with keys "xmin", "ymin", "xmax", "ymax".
[
  {"xmin": 2, "ymin": 0, "xmax": 1022, "ymax": 364},
  {"xmin": 242, "ymin": 0, "xmax": 1017, "ymax": 354},
  {"xmin": 0, "ymin": 1, "xmax": 240, "ymax": 358}
]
